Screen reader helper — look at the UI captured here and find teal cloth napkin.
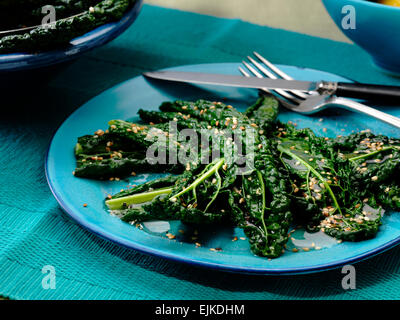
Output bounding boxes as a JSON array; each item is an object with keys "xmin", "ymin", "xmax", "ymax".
[{"xmin": 1, "ymin": 4, "xmax": 400, "ymax": 300}]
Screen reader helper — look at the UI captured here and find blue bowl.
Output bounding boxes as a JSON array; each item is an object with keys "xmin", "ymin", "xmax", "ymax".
[
  {"xmin": 322, "ymin": 0, "xmax": 400, "ymax": 75},
  {"xmin": 0, "ymin": 0, "xmax": 142, "ymax": 87}
]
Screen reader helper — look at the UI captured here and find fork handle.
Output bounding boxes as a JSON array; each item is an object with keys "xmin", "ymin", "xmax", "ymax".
[
  {"xmin": 334, "ymin": 97, "xmax": 400, "ymax": 129},
  {"xmin": 336, "ymin": 82, "xmax": 400, "ymax": 101}
]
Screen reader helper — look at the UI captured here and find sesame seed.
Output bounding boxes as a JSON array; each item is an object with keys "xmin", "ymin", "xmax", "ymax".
[{"xmin": 95, "ymin": 129, "xmax": 104, "ymax": 136}]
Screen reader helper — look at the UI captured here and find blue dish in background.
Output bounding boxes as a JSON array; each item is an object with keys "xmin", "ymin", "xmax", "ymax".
[
  {"xmin": 46, "ymin": 62, "xmax": 400, "ymax": 275},
  {"xmin": 0, "ymin": 0, "xmax": 142, "ymax": 87},
  {"xmin": 322, "ymin": 0, "xmax": 400, "ymax": 75}
]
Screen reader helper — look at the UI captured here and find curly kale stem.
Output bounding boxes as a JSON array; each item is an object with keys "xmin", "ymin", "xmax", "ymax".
[
  {"xmin": 204, "ymin": 168, "xmax": 222, "ymax": 212},
  {"xmin": 106, "ymin": 187, "xmax": 173, "ymax": 210},
  {"xmin": 192, "ymin": 188, "xmax": 198, "ymax": 203},
  {"xmin": 278, "ymin": 145, "xmax": 342, "ymax": 215},
  {"xmin": 349, "ymin": 146, "xmax": 398, "ymax": 162},
  {"xmin": 170, "ymin": 158, "xmax": 225, "ymax": 201}
]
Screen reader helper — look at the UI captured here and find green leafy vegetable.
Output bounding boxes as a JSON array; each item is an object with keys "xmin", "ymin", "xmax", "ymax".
[
  {"xmin": 0, "ymin": 0, "xmax": 136, "ymax": 54},
  {"xmin": 74, "ymin": 95, "xmax": 400, "ymax": 259}
]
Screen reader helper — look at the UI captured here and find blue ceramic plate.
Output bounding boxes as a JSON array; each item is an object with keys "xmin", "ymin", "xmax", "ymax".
[
  {"xmin": 46, "ymin": 63, "xmax": 400, "ymax": 275},
  {"xmin": 0, "ymin": 0, "xmax": 142, "ymax": 72}
]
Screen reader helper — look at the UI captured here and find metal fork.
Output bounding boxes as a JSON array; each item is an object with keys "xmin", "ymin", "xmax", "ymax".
[{"xmin": 239, "ymin": 52, "xmax": 400, "ymax": 129}]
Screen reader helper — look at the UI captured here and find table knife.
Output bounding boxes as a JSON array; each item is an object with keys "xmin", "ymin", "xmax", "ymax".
[{"xmin": 143, "ymin": 71, "xmax": 400, "ymax": 101}]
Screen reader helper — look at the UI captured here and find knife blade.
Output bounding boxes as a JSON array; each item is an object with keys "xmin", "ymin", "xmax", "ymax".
[
  {"xmin": 143, "ymin": 71, "xmax": 320, "ymax": 92},
  {"xmin": 143, "ymin": 71, "xmax": 400, "ymax": 102}
]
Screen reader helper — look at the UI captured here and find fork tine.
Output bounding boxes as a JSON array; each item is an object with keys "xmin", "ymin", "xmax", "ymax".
[
  {"xmin": 253, "ymin": 51, "xmax": 295, "ymax": 81},
  {"xmin": 239, "ymin": 66, "xmax": 299, "ymax": 111},
  {"xmin": 249, "ymin": 55, "xmax": 309, "ymax": 99},
  {"xmin": 247, "ymin": 56, "xmax": 280, "ymax": 80},
  {"xmin": 242, "ymin": 60, "xmax": 301, "ymax": 104},
  {"xmin": 238, "ymin": 67, "xmax": 271, "ymax": 95}
]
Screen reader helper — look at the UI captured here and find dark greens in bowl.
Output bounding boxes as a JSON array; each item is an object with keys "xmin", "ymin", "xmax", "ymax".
[{"xmin": 0, "ymin": 0, "xmax": 137, "ymax": 54}]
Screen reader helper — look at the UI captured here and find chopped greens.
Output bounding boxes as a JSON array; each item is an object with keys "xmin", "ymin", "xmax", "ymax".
[
  {"xmin": 0, "ymin": 0, "xmax": 136, "ymax": 54},
  {"xmin": 74, "ymin": 95, "xmax": 400, "ymax": 258}
]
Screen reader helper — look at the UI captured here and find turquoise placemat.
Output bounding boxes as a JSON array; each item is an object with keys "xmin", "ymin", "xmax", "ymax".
[{"xmin": 1, "ymin": 4, "xmax": 400, "ymax": 300}]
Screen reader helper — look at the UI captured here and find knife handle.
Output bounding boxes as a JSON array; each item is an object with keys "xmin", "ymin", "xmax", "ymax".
[{"xmin": 336, "ymin": 82, "xmax": 400, "ymax": 101}]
